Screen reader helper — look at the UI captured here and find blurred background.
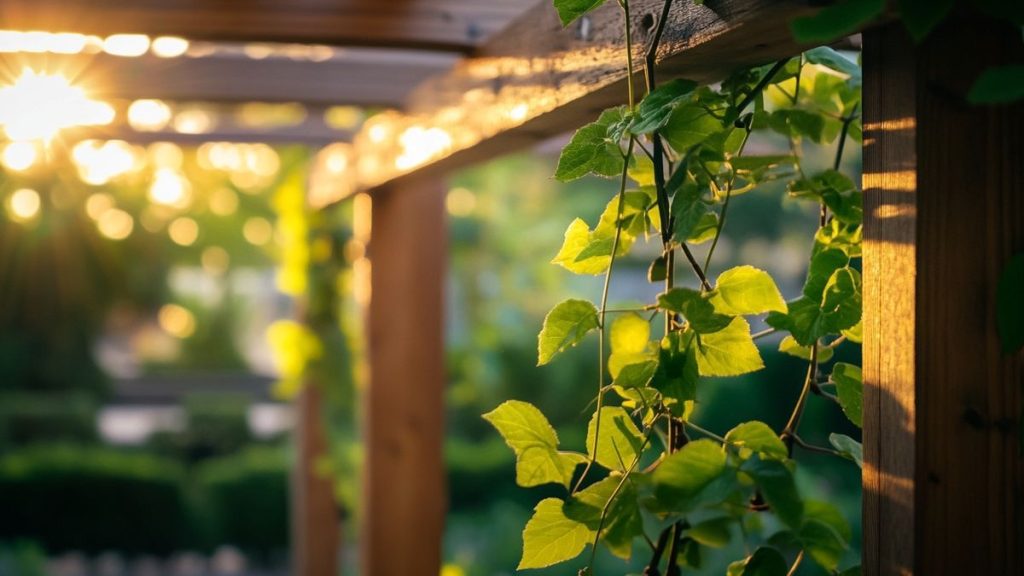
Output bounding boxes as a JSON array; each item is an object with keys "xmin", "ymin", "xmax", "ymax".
[{"xmin": 0, "ymin": 29, "xmax": 862, "ymax": 576}]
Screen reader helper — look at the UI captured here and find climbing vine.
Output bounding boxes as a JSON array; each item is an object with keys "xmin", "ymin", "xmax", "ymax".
[{"xmin": 485, "ymin": 1, "xmax": 869, "ymax": 574}]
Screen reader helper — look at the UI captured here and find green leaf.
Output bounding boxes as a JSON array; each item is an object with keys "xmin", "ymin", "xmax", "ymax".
[
  {"xmin": 769, "ymin": 109, "xmax": 826, "ymax": 143},
  {"xmin": 778, "ymin": 335, "xmax": 834, "ymax": 363},
  {"xmin": 483, "ymin": 401, "xmax": 585, "ymax": 488},
  {"xmin": 658, "ymin": 288, "xmax": 733, "ymax": 334},
  {"xmin": 842, "ymin": 320, "xmax": 863, "ymax": 343},
  {"xmin": 897, "ymin": 0, "xmax": 954, "ymax": 42},
  {"xmin": 608, "ymin": 313, "xmax": 656, "ymax": 377},
  {"xmin": 538, "ymin": 299, "xmax": 599, "ymax": 365},
  {"xmin": 555, "ymin": 107, "xmax": 625, "ymax": 181},
  {"xmin": 688, "ymin": 517, "xmax": 733, "ymax": 548},
  {"xmin": 652, "ymin": 439, "xmax": 729, "ymax": 512},
  {"xmin": 671, "ymin": 178, "xmax": 711, "ymax": 243},
  {"xmin": 799, "ymin": 519, "xmax": 846, "ymax": 571},
  {"xmin": 803, "ymin": 248, "xmax": 850, "ymax": 301},
  {"xmin": 829, "ymin": 433, "xmax": 863, "ymax": 467},
  {"xmin": 821, "ymin": 267, "xmax": 862, "ymax": 332},
  {"xmin": 734, "ymin": 547, "xmax": 788, "ymax": 576},
  {"xmin": 631, "ymin": 79, "xmax": 699, "ymax": 134},
  {"xmin": 725, "ymin": 421, "xmax": 787, "ymax": 461},
  {"xmin": 586, "ymin": 406, "xmax": 645, "ymax": 471},
  {"xmin": 708, "ymin": 265, "xmax": 788, "ymax": 315},
  {"xmin": 831, "ymin": 362, "xmax": 863, "ymax": 427},
  {"xmin": 662, "ymin": 103, "xmax": 725, "ymax": 155},
  {"xmin": 687, "ymin": 211, "xmax": 720, "ymax": 244},
  {"xmin": 743, "ymin": 457, "xmax": 803, "ymax": 528},
  {"xmin": 567, "ymin": 475, "xmax": 643, "ymax": 559},
  {"xmin": 996, "ymin": 253, "xmax": 1024, "ymax": 353},
  {"xmin": 519, "ymin": 497, "xmax": 592, "ymax": 569},
  {"xmin": 693, "ymin": 317, "xmax": 764, "ymax": 377},
  {"xmin": 790, "ymin": 0, "xmax": 885, "ymax": 44},
  {"xmin": 838, "ymin": 566, "xmax": 863, "ymax": 576},
  {"xmin": 551, "ymin": 218, "xmax": 611, "ymax": 275},
  {"xmin": 651, "ymin": 333, "xmax": 699, "ymax": 408},
  {"xmin": 766, "ymin": 297, "xmax": 824, "ymax": 346},
  {"xmin": 613, "ymin": 360, "xmax": 658, "ymax": 389},
  {"xmin": 804, "ymin": 500, "xmax": 852, "ymax": 542},
  {"xmin": 552, "ymin": 0, "xmax": 605, "ymax": 26},
  {"xmin": 804, "ymin": 47, "xmax": 862, "ymax": 85}
]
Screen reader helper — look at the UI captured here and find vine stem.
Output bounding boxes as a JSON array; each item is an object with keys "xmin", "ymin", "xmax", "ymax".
[
  {"xmin": 786, "ymin": 550, "xmax": 805, "ymax": 576},
  {"xmin": 576, "ymin": 137, "xmax": 637, "ymax": 495},
  {"xmin": 781, "ymin": 348, "xmax": 817, "ymax": 457},
  {"xmin": 702, "ymin": 124, "xmax": 753, "ymax": 274}
]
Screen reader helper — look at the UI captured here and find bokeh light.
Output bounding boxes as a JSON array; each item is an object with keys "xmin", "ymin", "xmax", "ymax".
[
  {"xmin": 96, "ymin": 208, "xmax": 134, "ymax": 240},
  {"xmin": 72, "ymin": 140, "xmax": 140, "ymax": 185},
  {"xmin": 168, "ymin": 217, "xmax": 199, "ymax": 246},
  {"xmin": 208, "ymin": 188, "xmax": 239, "ymax": 216},
  {"xmin": 149, "ymin": 168, "xmax": 192, "ymax": 208},
  {"xmin": 157, "ymin": 304, "xmax": 196, "ymax": 339},
  {"xmin": 7, "ymin": 188, "xmax": 41, "ymax": 221},
  {"xmin": 151, "ymin": 36, "xmax": 189, "ymax": 58},
  {"xmin": 243, "ymin": 217, "xmax": 274, "ymax": 246},
  {"xmin": 1, "ymin": 141, "xmax": 37, "ymax": 171},
  {"xmin": 0, "ymin": 70, "xmax": 114, "ymax": 141},
  {"xmin": 128, "ymin": 99, "xmax": 172, "ymax": 132},
  {"xmin": 103, "ymin": 34, "xmax": 150, "ymax": 57}
]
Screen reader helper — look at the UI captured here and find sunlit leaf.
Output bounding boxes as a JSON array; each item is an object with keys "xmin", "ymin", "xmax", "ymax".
[
  {"xmin": 538, "ymin": 299, "xmax": 600, "ymax": 365},
  {"xmin": 658, "ymin": 288, "xmax": 733, "ymax": 334},
  {"xmin": 566, "ymin": 475, "xmax": 643, "ymax": 559},
  {"xmin": 829, "ymin": 433, "xmax": 863, "ymax": 467},
  {"xmin": 519, "ymin": 497, "xmax": 592, "ymax": 569},
  {"xmin": 831, "ymin": 362, "xmax": 863, "ymax": 427},
  {"xmin": 631, "ymin": 78, "xmax": 699, "ymax": 134},
  {"xmin": 725, "ymin": 421, "xmax": 787, "ymax": 461},
  {"xmin": 693, "ymin": 318, "xmax": 764, "ymax": 377},
  {"xmin": 662, "ymin": 103, "xmax": 724, "ymax": 155},
  {"xmin": 778, "ymin": 335, "xmax": 834, "ymax": 363},
  {"xmin": 652, "ymin": 439, "xmax": 730, "ymax": 511},
  {"xmin": 587, "ymin": 406, "xmax": 645, "ymax": 471},
  {"xmin": 708, "ymin": 265, "xmax": 788, "ymax": 315},
  {"xmin": 742, "ymin": 457, "xmax": 803, "ymax": 528},
  {"xmin": 483, "ymin": 400, "xmax": 585, "ymax": 488},
  {"xmin": 555, "ymin": 107, "xmax": 625, "ymax": 181}
]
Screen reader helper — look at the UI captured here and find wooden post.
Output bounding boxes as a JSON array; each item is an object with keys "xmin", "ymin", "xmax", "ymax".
[
  {"xmin": 363, "ymin": 178, "xmax": 447, "ymax": 576},
  {"xmin": 862, "ymin": 18, "xmax": 1024, "ymax": 575},
  {"xmin": 292, "ymin": 382, "xmax": 340, "ymax": 576}
]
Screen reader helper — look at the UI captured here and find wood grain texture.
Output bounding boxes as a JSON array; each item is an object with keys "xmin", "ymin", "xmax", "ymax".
[
  {"xmin": 292, "ymin": 384, "xmax": 340, "ymax": 576},
  {"xmin": 863, "ymin": 19, "xmax": 1024, "ymax": 575},
  {"xmin": 363, "ymin": 178, "xmax": 447, "ymax": 576},
  {"xmin": 346, "ymin": 0, "xmax": 834, "ymax": 195},
  {"xmin": 0, "ymin": 0, "xmax": 536, "ymax": 52}
]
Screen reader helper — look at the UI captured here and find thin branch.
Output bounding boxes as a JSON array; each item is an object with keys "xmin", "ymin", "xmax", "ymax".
[
  {"xmin": 751, "ymin": 328, "xmax": 778, "ymax": 341},
  {"xmin": 735, "ymin": 59, "xmax": 789, "ymax": 115},
  {"xmin": 791, "ymin": 434, "xmax": 842, "ymax": 457},
  {"xmin": 786, "ymin": 550, "xmax": 805, "ymax": 576}
]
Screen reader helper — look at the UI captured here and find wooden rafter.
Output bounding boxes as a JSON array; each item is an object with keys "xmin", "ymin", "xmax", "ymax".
[
  {"xmin": 344, "ymin": 0, "xmax": 826, "ymax": 197},
  {"xmin": 2, "ymin": 50, "xmax": 458, "ymax": 108},
  {"xmin": 0, "ymin": 0, "xmax": 537, "ymax": 52}
]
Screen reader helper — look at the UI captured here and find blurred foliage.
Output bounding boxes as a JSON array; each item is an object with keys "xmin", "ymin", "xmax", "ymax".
[
  {"xmin": 0, "ymin": 391, "xmax": 97, "ymax": 448},
  {"xmin": 147, "ymin": 393, "xmax": 254, "ymax": 463}
]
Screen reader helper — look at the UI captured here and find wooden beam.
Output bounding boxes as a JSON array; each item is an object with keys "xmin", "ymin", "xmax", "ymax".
[
  {"xmin": 0, "ymin": 0, "xmax": 536, "ymax": 52},
  {"xmin": 3, "ymin": 50, "xmax": 457, "ymax": 107},
  {"xmin": 862, "ymin": 18, "xmax": 1024, "ymax": 575},
  {"xmin": 345, "ymin": 0, "xmax": 824, "ymax": 196},
  {"xmin": 363, "ymin": 177, "xmax": 447, "ymax": 576},
  {"xmin": 292, "ymin": 384, "xmax": 340, "ymax": 576}
]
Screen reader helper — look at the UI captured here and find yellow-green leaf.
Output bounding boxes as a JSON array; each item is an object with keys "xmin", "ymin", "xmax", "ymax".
[
  {"xmin": 586, "ymin": 406, "xmax": 644, "ymax": 471},
  {"xmin": 483, "ymin": 400, "xmax": 584, "ymax": 489},
  {"xmin": 693, "ymin": 317, "xmax": 764, "ymax": 377},
  {"xmin": 538, "ymin": 299, "xmax": 599, "ymax": 365},
  {"xmin": 519, "ymin": 498, "xmax": 593, "ymax": 569},
  {"xmin": 708, "ymin": 265, "xmax": 788, "ymax": 315}
]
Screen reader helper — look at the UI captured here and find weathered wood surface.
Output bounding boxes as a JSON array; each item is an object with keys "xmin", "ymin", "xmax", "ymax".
[
  {"xmin": 862, "ymin": 18, "xmax": 1024, "ymax": 576},
  {"xmin": 292, "ymin": 384, "xmax": 340, "ymax": 576},
  {"xmin": 0, "ymin": 0, "xmax": 536, "ymax": 52},
  {"xmin": 347, "ymin": 0, "xmax": 823, "ymax": 195},
  {"xmin": 363, "ymin": 177, "xmax": 447, "ymax": 576}
]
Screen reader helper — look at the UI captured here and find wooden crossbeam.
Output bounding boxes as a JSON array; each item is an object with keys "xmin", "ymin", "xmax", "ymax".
[
  {"xmin": 0, "ymin": 0, "xmax": 536, "ymax": 52},
  {"xmin": 3, "ymin": 50, "xmax": 458, "ymax": 107},
  {"xmin": 345, "ymin": 0, "xmax": 821, "ymax": 197}
]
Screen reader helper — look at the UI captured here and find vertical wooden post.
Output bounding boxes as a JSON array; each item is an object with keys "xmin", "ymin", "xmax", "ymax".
[
  {"xmin": 292, "ymin": 382, "xmax": 340, "ymax": 576},
  {"xmin": 862, "ymin": 18, "xmax": 1024, "ymax": 575},
  {"xmin": 363, "ymin": 177, "xmax": 447, "ymax": 576}
]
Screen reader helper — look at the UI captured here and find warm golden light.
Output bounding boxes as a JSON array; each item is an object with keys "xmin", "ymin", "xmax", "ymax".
[
  {"xmin": 7, "ymin": 188, "xmax": 41, "ymax": 221},
  {"xmin": 128, "ymin": 99, "xmax": 172, "ymax": 132},
  {"xmin": 0, "ymin": 70, "xmax": 114, "ymax": 141},
  {"xmin": 103, "ymin": 34, "xmax": 150, "ymax": 57},
  {"xmin": 446, "ymin": 187, "xmax": 477, "ymax": 217},
  {"xmin": 173, "ymin": 109, "xmax": 214, "ymax": 134},
  {"xmin": 72, "ymin": 140, "xmax": 139, "ymax": 185},
  {"xmin": 201, "ymin": 246, "xmax": 230, "ymax": 275},
  {"xmin": 242, "ymin": 217, "xmax": 274, "ymax": 246},
  {"xmin": 158, "ymin": 304, "xmax": 196, "ymax": 339},
  {"xmin": 168, "ymin": 217, "xmax": 199, "ymax": 246},
  {"xmin": 96, "ymin": 208, "xmax": 134, "ymax": 240},
  {"xmin": 151, "ymin": 36, "xmax": 189, "ymax": 58},
  {"xmin": 149, "ymin": 168, "xmax": 191, "ymax": 208},
  {"xmin": 148, "ymin": 142, "xmax": 183, "ymax": 169},
  {"xmin": 1, "ymin": 141, "xmax": 37, "ymax": 171},
  {"xmin": 85, "ymin": 193, "xmax": 115, "ymax": 220},
  {"xmin": 0, "ymin": 30, "xmax": 88, "ymax": 54},
  {"xmin": 208, "ymin": 188, "xmax": 239, "ymax": 216}
]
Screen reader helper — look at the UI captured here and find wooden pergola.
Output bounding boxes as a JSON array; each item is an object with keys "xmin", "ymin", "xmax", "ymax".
[{"xmin": 4, "ymin": 1, "xmax": 1021, "ymax": 575}]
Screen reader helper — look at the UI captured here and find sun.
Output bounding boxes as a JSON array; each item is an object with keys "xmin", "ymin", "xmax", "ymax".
[{"xmin": 0, "ymin": 68, "xmax": 114, "ymax": 142}]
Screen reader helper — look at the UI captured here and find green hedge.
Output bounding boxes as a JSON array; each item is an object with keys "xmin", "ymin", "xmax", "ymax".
[{"xmin": 0, "ymin": 393, "xmax": 97, "ymax": 447}]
